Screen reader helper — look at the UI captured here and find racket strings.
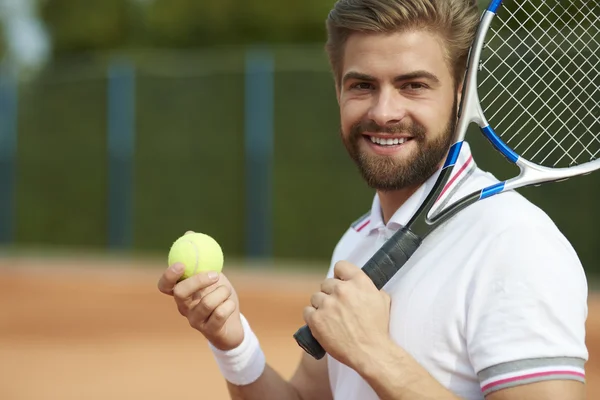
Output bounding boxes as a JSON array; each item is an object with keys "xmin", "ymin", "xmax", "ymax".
[
  {"xmin": 485, "ymin": 14, "xmax": 599, "ymax": 164},
  {"xmin": 479, "ymin": 0, "xmax": 600, "ymax": 168},
  {"xmin": 486, "ymin": 2, "xmax": 599, "ymax": 164},
  {"xmin": 486, "ymin": 0, "xmax": 600, "ymax": 156}
]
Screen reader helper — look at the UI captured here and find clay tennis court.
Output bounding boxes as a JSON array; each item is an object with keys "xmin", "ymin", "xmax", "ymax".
[{"xmin": 1, "ymin": 255, "xmax": 598, "ymax": 399}]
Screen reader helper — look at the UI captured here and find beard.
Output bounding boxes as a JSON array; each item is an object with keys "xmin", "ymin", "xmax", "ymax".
[{"xmin": 341, "ymin": 103, "xmax": 457, "ymax": 192}]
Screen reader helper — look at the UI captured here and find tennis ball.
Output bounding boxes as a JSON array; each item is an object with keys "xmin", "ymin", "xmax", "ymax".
[{"xmin": 168, "ymin": 232, "xmax": 224, "ymax": 280}]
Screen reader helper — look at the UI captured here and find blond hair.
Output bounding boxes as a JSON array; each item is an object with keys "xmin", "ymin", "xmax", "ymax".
[{"xmin": 325, "ymin": 0, "xmax": 480, "ymax": 87}]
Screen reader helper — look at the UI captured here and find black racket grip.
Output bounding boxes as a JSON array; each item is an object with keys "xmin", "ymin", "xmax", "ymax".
[
  {"xmin": 363, "ymin": 226, "xmax": 423, "ymax": 290},
  {"xmin": 294, "ymin": 325, "xmax": 326, "ymax": 360},
  {"xmin": 293, "ymin": 227, "xmax": 423, "ymax": 360}
]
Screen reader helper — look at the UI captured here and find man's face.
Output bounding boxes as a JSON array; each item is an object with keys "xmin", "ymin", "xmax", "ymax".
[{"xmin": 338, "ymin": 30, "xmax": 459, "ymax": 191}]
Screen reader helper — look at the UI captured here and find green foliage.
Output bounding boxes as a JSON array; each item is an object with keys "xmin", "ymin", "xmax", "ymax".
[
  {"xmin": 38, "ymin": 0, "xmax": 333, "ymax": 55},
  {"xmin": 38, "ymin": 0, "xmax": 558, "ymax": 56},
  {"xmin": 143, "ymin": 0, "xmax": 331, "ymax": 47},
  {"xmin": 37, "ymin": 0, "xmax": 579, "ymax": 57},
  {"xmin": 39, "ymin": 0, "xmax": 134, "ymax": 54}
]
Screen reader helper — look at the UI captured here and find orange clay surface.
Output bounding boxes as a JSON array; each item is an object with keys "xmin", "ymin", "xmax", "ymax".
[{"xmin": 0, "ymin": 255, "xmax": 598, "ymax": 399}]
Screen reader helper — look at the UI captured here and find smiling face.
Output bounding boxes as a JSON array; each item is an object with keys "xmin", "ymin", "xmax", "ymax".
[{"xmin": 338, "ymin": 30, "xmax": 460, "ymax": 192}]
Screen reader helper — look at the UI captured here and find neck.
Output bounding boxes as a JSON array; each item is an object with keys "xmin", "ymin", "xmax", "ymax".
[
  {"xmin": 377, "ymin": 185, "xmax": 421, "ymax": 225},
  {"xmin": 376, "ymin": 160, "xmax": 447, "ymax": 225}
]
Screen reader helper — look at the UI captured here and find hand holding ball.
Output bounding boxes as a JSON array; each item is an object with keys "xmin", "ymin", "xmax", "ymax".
[{"xmin": 168, "ymin": 232, "xmax": 224, "ymax": 280}]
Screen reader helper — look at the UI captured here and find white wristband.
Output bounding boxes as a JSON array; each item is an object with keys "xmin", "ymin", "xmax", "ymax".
[{"xmin": 209, "ymin": 313, "xmax": 266, "ymax": 386}]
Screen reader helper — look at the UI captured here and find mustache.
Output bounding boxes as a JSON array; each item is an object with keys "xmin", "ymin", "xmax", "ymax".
[{"xmin": 350, "ymin": 120, "xmax": 427, "ymax": 139}]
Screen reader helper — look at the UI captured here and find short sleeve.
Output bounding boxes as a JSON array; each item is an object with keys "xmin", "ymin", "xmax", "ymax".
[{"xmin": 466, "ymin": 224, "xmax": 588, "ymax": 396}]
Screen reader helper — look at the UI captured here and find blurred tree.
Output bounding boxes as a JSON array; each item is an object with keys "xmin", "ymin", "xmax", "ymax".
[
  {"xmin": 143, "ymin": 0, "xmax": 331, "ymax": 47},
  {"xmin": 35, "ymin": 0, "xmax": 507, "ymax": 54},
  {"xmin": 39, "ymin": 0, "xmax": 134, "ymax": 55}
]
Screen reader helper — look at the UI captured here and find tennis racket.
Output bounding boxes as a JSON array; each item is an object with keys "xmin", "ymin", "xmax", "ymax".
[{"xmin": 294, "ymin": 0, "xmax": 600, "ymax": 360}]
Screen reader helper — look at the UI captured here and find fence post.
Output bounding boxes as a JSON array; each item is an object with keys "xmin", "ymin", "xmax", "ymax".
[
  {"xmin": 107, "ymin": 60, "xmax": 136, "ymax": 250},
  {"xmin": 0, "ymin": 69, "xmax": 18, "ymax": 245},
  {"xmin": 244, "ymin": 48, "xmax": 274, "ymax": 261}
]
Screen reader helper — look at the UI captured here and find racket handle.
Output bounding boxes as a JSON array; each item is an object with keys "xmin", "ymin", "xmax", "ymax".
[
  {"xmin": 363, "ymin": 227, "xmax": 423, "ymax": 290},
  {"xmin": 293, "ymin": 227, "xmax": 423, "ymax": 359},
  {"xmin": 293, "ymin": 325, "xmax": 326, "ymax": 360}
]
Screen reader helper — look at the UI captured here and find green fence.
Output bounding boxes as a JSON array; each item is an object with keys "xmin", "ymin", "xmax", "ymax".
[{"xmin": 4, "ymin": 46, "xmax": 600, "ymax": 273}]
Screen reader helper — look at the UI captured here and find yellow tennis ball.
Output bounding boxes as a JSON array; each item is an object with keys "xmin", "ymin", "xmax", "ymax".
[{"xmin": 168, "ymin": 232, "xmax": 224, "ymax": 280}]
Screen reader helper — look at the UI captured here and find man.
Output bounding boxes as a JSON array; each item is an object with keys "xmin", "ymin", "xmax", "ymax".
[{"xmin": 157, "ymin": 0, "xmax": 589, "ymax": 399}]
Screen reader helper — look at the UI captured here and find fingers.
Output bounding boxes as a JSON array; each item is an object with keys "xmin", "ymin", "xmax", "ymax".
[
  {"xmin": 191, "ymin": 284, "xmax": 231, "ymax": 316},
  {"xmin": 192, "ymin": 282, "xmax": 221, "ymax": 302},
  {"xmin": 320, "ymin": 278, "xmax": 339, "ymax": 295},
  {"xmin": 303, "ymin": 305, "xmax": 317, "ymax": 326},
  {"xmin": 310, "ymin": 291, "xmax": 329, "ymax": 309},
  {"xmin": 172, "ymin": 273, "xmax": 221, "ymax": 316},
  {"xmin": 157, "ymin": 263, "xmax": 185, "ymax": 295},
  {"xmin": 174, "ymin": 271, "xmax": 220, "ymax": 298},
  {"xmin": 333, "ymin": 260, "xmax": 362, "ymax": 281},
  {"xmin": 189, "ymin": 285, "xmax": 234, "ymax": 330},
  {"xmin": 304, "ymin": 285, "xmax": 333, "ymax": 327},
  {"xmin": 202, "ymin": 299, "xmax": 236, "ymax": 333}
]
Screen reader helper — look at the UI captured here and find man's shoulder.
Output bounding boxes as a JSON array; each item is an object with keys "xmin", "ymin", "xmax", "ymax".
[
  {"xmin": 435, "ymin": 166, "xmax": 583, "ymax": 273},
  {"xmin": 452, "ymin": 167, "xmax": 565, "ymax": 235},
  {"xmin": 451, "ymin": 169, "xmax": 585, "ymax": 278}
]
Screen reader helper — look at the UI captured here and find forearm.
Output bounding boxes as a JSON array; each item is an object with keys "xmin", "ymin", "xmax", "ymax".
[
  {"xmin": 227, "ymin": 364, "xmax": 303, "ymax": 400},
  {"xmin": 357, "ymin": 339, "xmax": 461, "ymax": 400}
]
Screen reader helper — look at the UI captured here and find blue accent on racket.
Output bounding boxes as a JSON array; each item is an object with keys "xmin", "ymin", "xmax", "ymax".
[
  {"xmin": 488, "ymin": 0, "xmax": 503, "ymax": 13},
  {"xmin": 443, "ymin": 142, "xmax": 463, "ymax": 169},
  {"xmin": 481, "ymin": 126, "xmax": 519, "ymax": 163},
  {"xmin": 480, "ymin": 182, "xmax": 506, "ymax": 200}
]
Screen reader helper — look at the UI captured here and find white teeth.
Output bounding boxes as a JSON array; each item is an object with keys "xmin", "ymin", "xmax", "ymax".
[{"xmin": 369, "ymin": 137, "xmax": 409, "ymax": 146}]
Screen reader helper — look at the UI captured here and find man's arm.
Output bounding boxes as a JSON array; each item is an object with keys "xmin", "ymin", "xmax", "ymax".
[
  {"xmin": 156, "ymin": 236, "xmax": 332, "ymax": 400},
  {"xmin": 302, "ymin": 261, "xmax": 463, "ymax": 400},
  {"xmin": 357, "ymin": 338, "xmax": 459, "ymax": 400},
  {"xmin": 357, "ymin": 339, "xmax": 585, "ymax": 400},
  {"xmin": 226, "ymin": 353, "xmax": 332, "ymax": 400},
  {"xmin": 485, "ymin": 380, "xmax": 585, "ymax": 400}
]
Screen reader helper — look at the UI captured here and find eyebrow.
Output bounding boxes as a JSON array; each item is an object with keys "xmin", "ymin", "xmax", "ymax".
[{"xmin": 342, "ymin": 70, "xmax": 441, "ymax": 86}]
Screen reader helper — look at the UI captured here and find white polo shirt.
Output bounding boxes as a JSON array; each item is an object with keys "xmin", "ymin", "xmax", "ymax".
[{"xmin": 325, "ymin": 142, "xmax": 588, "ymax": 400}]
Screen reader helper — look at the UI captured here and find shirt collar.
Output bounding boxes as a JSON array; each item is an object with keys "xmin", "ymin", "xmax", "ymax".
[{"xmin": 355, "ymin": 141, "xmax": 476, "ymax": 236}]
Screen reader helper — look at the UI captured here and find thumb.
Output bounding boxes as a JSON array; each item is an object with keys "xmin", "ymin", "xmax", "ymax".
[{"xmin": 333, "ymin": 260, "xmax": 362, "ymax": 281}]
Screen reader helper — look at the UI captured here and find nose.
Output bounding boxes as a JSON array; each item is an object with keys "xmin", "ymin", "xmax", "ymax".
[{"xmin": 366, "ymin": 87, "xmax": 407, "ymax": 128}]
